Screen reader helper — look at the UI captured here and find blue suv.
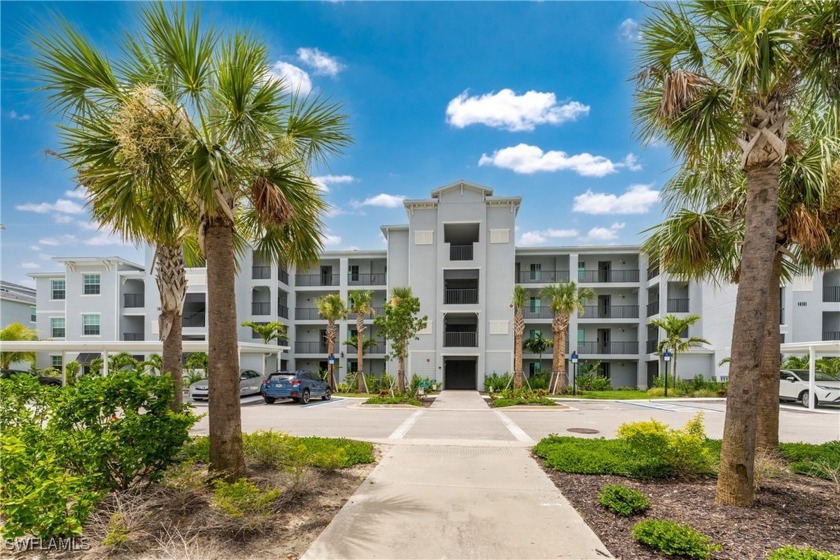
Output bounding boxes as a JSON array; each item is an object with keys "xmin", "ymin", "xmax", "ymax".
[{"xmin": 261, "ymin": 370, "xmax": 331, "ymax": 404}]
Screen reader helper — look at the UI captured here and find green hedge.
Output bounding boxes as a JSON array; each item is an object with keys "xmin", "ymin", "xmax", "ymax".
[
  {"xmin": 491, "ymin": 397, "xmax": 556, "ymax": 408},
  {"xmin": 767, "ymin": 546, "xmax": 840, "ymax": 560},
  {"xmin": 534, "ymin": 435, "xmax": 674, "ymax": 478},
  {"xmin": 778, "ymin": 441, "xmax": 840, "ymax": 479}
]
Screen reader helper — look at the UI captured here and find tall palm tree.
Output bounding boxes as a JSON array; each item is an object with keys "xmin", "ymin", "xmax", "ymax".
[
  {"xmin": 34, "ymin": 4, "xmax": 350, "ymax": 479},
  {"xmin": 541, "ymin": 283, "xmax": 595, "ymax": 394},
  {"xmin": 348, "ymin": 290, "xmax": 375, "ymax": 393},
  {"xmin": 316, "ymin": 294, "xmax": 347, "ymax": 391},
  {"xmin": 522, "ymin": 332, "xmax": 553, "ymax": 378},
  {"xmin": 648, "ymin": 314, "xmax": 709, "ymax": 385},
  {"xmin": 511, "ymin": 286, "xmax": 527, "ymax": 389},
  {"xmin": 635, "ymin": 1, "xmax": 839, "ymax": 506}
]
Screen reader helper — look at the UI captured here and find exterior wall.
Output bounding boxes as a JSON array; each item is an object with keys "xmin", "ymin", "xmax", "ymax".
[{"xmin": 1, "ymin": 297, "xmax": 35, "ymax": 329}]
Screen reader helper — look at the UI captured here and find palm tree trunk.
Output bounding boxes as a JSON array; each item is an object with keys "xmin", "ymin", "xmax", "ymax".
[
  {"xmin": 513, "ymin": 311, "xmax": 524, "ymax": 389},
  {"xmin": 716, "ymin": 163, "xmax": 782, "ymax": 506},
  {"xmin": 327, "ymin": 322, "xmax": 337, "ymax": 391},
  {"xmin": 550, "ymin": 317, "xmax": 568, "ymax": 394},
  {"xmin": 206, "ymin": 220, "xmax": 246, "ymax": 480},
  {"xmin": 672, "ymin": 353, "xmax": 678, "ymax": 387},
  {"xmin": 156, "ymin": 244, "xmax": 186, "ymax": 412},
  {"xmin": 756, "ymin": 252, "xmax": 783, "ymax": 453},
  {"xmin": 357, "ymin": 314, "xmax": 368, "ymax": 393}
]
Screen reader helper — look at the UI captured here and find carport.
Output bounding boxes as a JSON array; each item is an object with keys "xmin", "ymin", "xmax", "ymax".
[{"xmin": 780, "ymin": 340, "xmax": 840, "ymax": 410}]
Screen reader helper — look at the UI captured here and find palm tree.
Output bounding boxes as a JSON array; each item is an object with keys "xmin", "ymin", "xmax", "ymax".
[
  {"xmin": 511, "ymin": 286, "xmax": 527, "ymax": 389},
  {"xmin": 522, "ymin": 332, "xmax": 553, "ymax": 379},
  {"xmin": 0, "ymin": 323, "xmax": 38, "ymax": 370},
  {"xmin": 648, "ymin": 315, "xmax": 709, "ymax": 385},
  {"xmin": 316, "ymin": 294, "xmax": 347, "ymax": 391},
  {"xmin": 348, "ymin": 290, "xmax": 375, "ymax": 393},
  {"xmin": 241, "ymin": 321, "xmax": 287, "ymax": 373},
  {"xmin": 541, "ymin": 283, "xmax": 595, "ymax": 394},
  {"xmin": 635, "ymin": 1, "xmax": 839, "ymax": 506}
]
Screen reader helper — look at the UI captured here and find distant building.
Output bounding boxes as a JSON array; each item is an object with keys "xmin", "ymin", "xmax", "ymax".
[{"xmin": 0, "ymin": 280, "xmax": 36, "ymax": 329}]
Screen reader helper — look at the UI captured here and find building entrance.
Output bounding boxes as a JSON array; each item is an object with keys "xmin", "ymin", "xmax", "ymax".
[{"xmin": 444, "ymin": 357, "xmax": 477, "ymax": 390}]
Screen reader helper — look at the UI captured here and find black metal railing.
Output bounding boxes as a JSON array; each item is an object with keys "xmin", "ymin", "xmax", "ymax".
[
  {"xmin": 278, "ymin": 304, "xmax": 289, "ymax": 319},
  {"xmin": 123, "ymin": 293, "xmax": 144, "ymax": 308},
  {"xmin": 823, "ymin": 331, "xmax": 840, "ymax": 341},
  {"xmin": 122, "ymin": 333, "xmax": 144, "ymax": 341},
  {"xmin": 348, "ymin": 273, "xmax": 387, "ymax": 286},
  {"xmin": 667, "ymin": 298, "xmax": 690, "ymax": 313},
  {"xmin": 581, "ymin": 305, "xmax": 640, "ymax": 319},
  {"xmin": 294, "ymin": 341, "xmax": 329, "ymax": 354},
  {"xmin": 517, "ymin": 270, "xmax": 570, "ymax": 284},
  {"xmin": 779, "ymin": 308, "xmax": 784, "ymax": 325},
  {"xmin": 646, "ymin": 340, "xmax": 658, "ymax": 353},
  {"xmin": 579, "ymin": 269, "xmax": 640, "ymax": 283},
  {"xmin": 295, "ymin": 307, "xmax": 321, "ymax": 320},
  {"xmin": 647, "ymin": 266, "xmax": 660, "ymax": 280},
  {"xmin": 444, "ymin": 288, "xmax": 478, "ymax": 305},
  {"xmin": 450, "ymin": 244, "xmax": 474, "ymax": 261},
  {"xmin": 577, "ymin": 341, "xmax": 639, "ymax": 354},
  {"xmin": 824, "ymin": 286, "xmax": 840, "ymax": 302},
  {"xmin": 295, "ymin": 273, "xmax": 340, "ymax": 287},
  {"xmin": 252, "ymin": 302, "xmax": 270, "ymax": 315},
  {"xmin": 278, "ymin": 269, "xmax": 289, "ymax": 284},
  {"xmin": 182, "ymin": 313, "xmax": 205, "ymax": 327},
  {"xmin": 647, "ymin": 301, "xmax": 659, "ymax": 317},
  {"xmin": 252, "ymin": 265, "xmax": 271, "ymax": 279},
  {"xmin": 443, "ymin": 332, "xmax": 478, "ymax": 347},
  {"xmin": 523, "ymin": 307, "xmax": 553, "ymax": 319}
]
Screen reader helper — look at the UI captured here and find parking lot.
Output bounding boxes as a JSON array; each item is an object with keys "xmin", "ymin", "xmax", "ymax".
[{"xmin": 189, "ymin": 395, "xmax": 840, "ymax": 445}]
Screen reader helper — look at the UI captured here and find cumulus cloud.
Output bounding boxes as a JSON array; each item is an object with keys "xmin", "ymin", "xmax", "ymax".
[
  {"xmin": 54, "ymin": 215, "xmax": 75, "ymax": 224},
  {"xmin": 8, "ymin": 110, "xmax": 31, "ymax": 121},
  {"xmin": 582, "ymin": 223, "xmax": 625, "ymax": 242},
  {"xmin": 479, "ymin": 144, "xmax": 619, "ymax": 177},
  {"xmin": 20, "ymin": 262, "xmax": 40, "ymax": 269},
  {"xmin": 573, "ymin": 184, "xmax": 660, "ymax": 215},
  {"xmin": 16, "ymin": 198, "xmax": 85, "ymax": 214},
  {"xmin": 323, "ymin": 233, "xmax": 342, "ymax": 246},
  {"xmin": 297, "ymin": 48, "xmax": 345, "ymax": 76},
  {"xmin": 312, "ymin": 174, "xmax": 354, "ymax": 192},
  {"xmin": 77, "ymin": 220, "xmax": 100, "ymax": 231},
  {"xmin": 269, "ymin": 61, "xmax": 312, "ymax": 95},
  {"xmin": 354, "ymin": 193, "xmax": 406, "ymax": 208},
  {"xmin": 63, "ymin": 188, "xmax": 87, "ymax": 200},
  {"xmin": 446, "ymin": 89, "xmax": 589, "ymax": 132},
  {"xmin": 518, "ymin": 228, "xmax": 579, "ymax": 246},
  {"xmin": 28, "ymin": 245, "xmax": 41, "ymax": 252},
  {"xmin": 39, "ymin": 234, "xmax": 78, "ymax": 246},
  {"xmin": 619, "ymin": 18, "xmax": 641, "ymax": 42},
  {"xmin": 622, "ymin": 153, "xmax": 643, "ymax": 171}
]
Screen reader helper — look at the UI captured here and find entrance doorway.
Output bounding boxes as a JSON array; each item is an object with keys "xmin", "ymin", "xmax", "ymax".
[{"xmin": 444, "ymin": 357, "xmax": 477, "ymax": 390}]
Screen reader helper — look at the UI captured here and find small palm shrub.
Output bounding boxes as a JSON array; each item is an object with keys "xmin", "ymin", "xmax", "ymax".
[
  {"xmin": 632, "ymin": 519, "xmax": 721, "ymax": 559},
  {"xmin": 598, "ymin": 484, "xmax": 650, "ymax": 516}
]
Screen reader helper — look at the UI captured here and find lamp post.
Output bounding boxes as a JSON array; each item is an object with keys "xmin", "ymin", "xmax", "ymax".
[
  {"xmin": 570, "ymin": 351, "xmax": 579, "ymax": 396},
  {"xmin": 663, "ymin": 349, "xmax": 672, "ymax": 397}
]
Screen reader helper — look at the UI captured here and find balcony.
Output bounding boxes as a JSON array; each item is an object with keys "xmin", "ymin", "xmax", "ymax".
[
  {"xmin": 581, "ymin": 305, "xmax": 640, "ymax": 319},
  {"xmin": 278, "ymin": 304, "xmax": 289, "ymax": 319},
  {"xmin": 252, "ymin": 265, "xmax": 271, "ymax": 280},
  {"xmin": 123, "ymin": 293, "xmax": 144, "ymax": 308},
  {"xmin": 647, "ymin": 301, "xmax": 659, "ymax": 317},
  {"xmin": 444, "ymin": 288, "xmax": 478, "ymax": 305},
  {"xmin": 278, "ymin": 269, "xmax": 289, "ymax": 284},
  {"xmin": 295, "ymin": 341, "xmax": 329, "ymax": 354},
  {"xmin": 824, "ymin": 286, "xmax": 840, "ymax": 302},
  {"xmin": 646, "ymin": 340, "xmax": 658, "ymax": 353},
  {"xmin": 122, "ymin": 333, "xmax": 144, "ymax": 341},
  {"xmin": 523, "ymin": 307, "xmax": 553, "ymax": 319},
  {"xmin": 578, "ymin": 341, "xmax": 639, "ymax": 354},
  {"xmin": 824, "ymin": 331, "xmax": 840, "ymax": 341},
  {"xmin": 252, "ymin": 302, "xmax": 270, "ymax": 316},
  {"xmin": 346, "ymin": 341, "xmax": 387, "ymax": 354},
  {"xmin": 647, "ymin": 266, "xmax": 660, "ymax": 280},
  {"xmin": 450, "ymin": 244, "xmax": 474, "ymax": 261},
  {"xmin": 517, "ymin": 270, "xmax": 570, "ymax": 284},
  {"xmin": 443, "ymin": 332, "xmax": 477, "ymax": 347},
  {"xmin": 347, "ymin": 272, "xmax": 387, "ymax": 286},
  {"xmin": 667, "ymin": 298, "xmax": 690, "ymax": 313},
  {"xmin": 295, "ymin": 307, "xmax": 321, "ymax": 320},
  {"xmin": 295, "ymin": 274, "xmax": 339, "ymax": 287},
  {"xmin": 579, "ymin": 269, "xmax": 640, "ymax": 283}
]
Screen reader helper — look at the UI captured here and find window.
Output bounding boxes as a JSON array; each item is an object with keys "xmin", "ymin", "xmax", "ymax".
[
  {"xmin": 51, "ymin": 280, "xmax": 66, "ymax": 300},
  {"xmin": 529, "ymin": 263, "xmax": 541, "ymax": 281},
  {"xmin": 83, "ymin": 274, "xmax": 101, "ymax": 295},
  {"xmin": 529, "ymin": 329, "xmax": 542, "ymax": 339},
  {"xmin": 529, "ymin": 297, "xmax": 541, "ymax": 313},
  {"xmin": 51, "ymin": 317, "xmax": 66, "ymax": 338},
  {"xmin": 51, "ymin": 355, "xmax": 63, "ymax": 370},
  {"xmin": 30, "ymin": 307, "xmax": 36, "ymax": 323},
  {"xmin": 349, "ymin": 265, "xmax": 360, "ymax": 282},
  {"xmin": 82, "ymin": 314, "xmax": 100, "ymax": 336},
  {"xmin": 529, "ymin": 362, "xmax": 540, "ymax": 375}
]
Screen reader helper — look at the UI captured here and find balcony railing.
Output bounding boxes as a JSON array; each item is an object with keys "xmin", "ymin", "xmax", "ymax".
[
  {"xmin": 295, "ymin": 307, "xmax": 321, "ymax": 320},
  {"xmin": 278, "ymin": 304, "xmax": 289, "ymax": 319},
  {"xmin": 823, "ymin": 331, "xmax": 840, "ymax": 341},
  {"xmin": 667, "ymin": 298, "xmax": 690, "ymax": 313},
  {"xmin": 183, "ymin": 313, "xmax": 205, "ymax": 328},
  {"xmin": 579, "ymin": 269, "xmax": 640, "ymax": 283},
  {"xmin": 444, "ymin": 288, "xmax": 478, "ymax": 305},
  {"xmin": 646, "ymin": 340, "xmax": 658, "ymax": 353},
  {"xmin": 278, "ymin": 269, "xmax": 289, "ymax": 284},
  {"xmin": 345, "ymin": 342, "xmax": 387, "ymax": 354},
  {"xmin": 252, "ymin": 302, "xmax": 270, "ymax": 315},
  {"xmin": 348, "ymin": 273, "xmax": 387, "ymax": 286},
  {"xmin": 517, "ymin": 270, "xmax": 570, "ymax": 284},
  {"xmin": 523, "ymin": 307, "xmax": 553, "ymax": 319},
  {"xmin": 577, "ymin": 341, "xmax": 639, "ymax": 354},
  {"xmin": 295, "ymin": 273, "xmax": 339, "ymax": 287},
  {"xmin": 295, "ymin": 341, "xmax": 329, "ymax": 354},
  {"xmin": 581, "ymin": 305, "xmax": 640, "ymax": 319},
  {"xmin": 252, "ymin": 265, "xmax": 271, "ymax": 279},
  {"xmin": 450, "ymin": 244, "xmax": 474, "ymax": 261},
  {"xmin": 647, "ymin": 301, "xmax": 659, "ymax": 317},
  {"xmin": 647, "ymin": 266, "xmax": 660, "ymax": 280},
  {"xmin": 444, "ymin": 332, "xmax": 478, "ymax": 347},
  {"xmin": 123, "ymin": 293, "xmax": 144, "ymax": 308},
  {"xmin": 824, "ymin": 286, "xmax": 840, "ymax": 302},
  {"xmin": 122, "ymin": 333, "xmax": 144, "ymax": 341},
  {"xmin": 779, "ymin": 307, "xmax": 784, "ymax": 325}
]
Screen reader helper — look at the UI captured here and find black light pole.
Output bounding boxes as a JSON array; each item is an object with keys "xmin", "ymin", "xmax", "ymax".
[
  {"xmin": 571, "ymin": 351, "xmax": 579, "ymax": 396},
  {"xmin": 663, "ymin": 349, "xmax": 672, "ymax": 397}
]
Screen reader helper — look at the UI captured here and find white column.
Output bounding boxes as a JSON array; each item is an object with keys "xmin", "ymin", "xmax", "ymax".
[
  {"xmin": 103, "ymin": 350, "xmax": 109, "ymax": 376},
  {"xmin": 808, "ymin": 345, "xmax": 816, "ymax": 410}
]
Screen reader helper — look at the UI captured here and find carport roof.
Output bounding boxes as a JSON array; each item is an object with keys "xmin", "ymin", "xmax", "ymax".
[{"xmin": 780, "ymin": 341, "xmax": 840, "ymax": 354}]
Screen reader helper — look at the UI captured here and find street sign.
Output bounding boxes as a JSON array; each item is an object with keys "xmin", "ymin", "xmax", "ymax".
[{"xmin": 328, "ymin": 354, "xmax": 335, "ymax": 365}]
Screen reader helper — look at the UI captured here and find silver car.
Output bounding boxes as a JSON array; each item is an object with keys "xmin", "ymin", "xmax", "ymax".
[{"xmin": 189, "ymin": 370, "xmax": 266, "ymax": 401}]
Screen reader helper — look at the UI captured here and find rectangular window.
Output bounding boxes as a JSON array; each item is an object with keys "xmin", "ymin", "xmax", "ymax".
[
  {"xmin": 82, "ymin": 314, "xmax": 100, "ymax": 336},
  {"xmin": 30, "ymin": 306, "xmax": 36, "ymax": 323},
  {"xmin": 529, "ymin": 362, "xmax": 539, "ymax": 375},
  {"xmin": 529, "ymin": 263, "xmax": 541, "ymax": 281},
  {"xmin": 577, "ymin": 327, "xmax": 585, "ymax": 343},
  {"xmin": 51, "ymin": 317, "xmax": 66, "ymax": 338},
  {"xmin": 349, "ymin": 265, "xmax": 359, "ymax": 282},
  {"xmin": 51, "ymin": 280, "xmax": 66, "ymax": 300},
  {"xmin": 83, "ymin": 274, "xmax": 101, "ymax": 295},
  {"xmin": 51, "ymin": 355, "xmax": 63, "ymax": 370}
]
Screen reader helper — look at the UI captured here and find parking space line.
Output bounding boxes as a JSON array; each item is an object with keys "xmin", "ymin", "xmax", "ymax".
[
  {"xmin": 622, "ymin": 401, "xmax": 676, "ymax": 412},
  {"xmin": 388, "ymin": 409, "xmax": 426, "ymax": 440},
  {"xmin": 494, "ymin": 410, "xmax": 534, "ymax": 443},
  {"xmin": 667, "ymin": 402, "xmax": 724, "ymax": 413},
  {"xmin": 303, "ymin": 398, "xmax": 344, "ymax": 409}
]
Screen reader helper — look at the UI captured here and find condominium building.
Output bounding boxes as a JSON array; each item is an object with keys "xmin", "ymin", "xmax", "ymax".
[
  {"xmin": 0, "ymin": 280, "xmax": 36, "ymax": 329},
  {"xmin": 28, "ymin": 181, "xmax": 840, "ymax": 388}
]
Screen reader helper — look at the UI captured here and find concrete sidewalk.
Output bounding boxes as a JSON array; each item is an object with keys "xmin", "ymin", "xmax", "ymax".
[{"xmin": 302, "ymin": 391, "xmax": 612, "ymax": 559}]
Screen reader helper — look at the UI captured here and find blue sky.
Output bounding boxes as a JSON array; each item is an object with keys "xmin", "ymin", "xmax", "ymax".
[{"xmin": 1, "ymin": 2, "xmax": 674, "ymax": 287}]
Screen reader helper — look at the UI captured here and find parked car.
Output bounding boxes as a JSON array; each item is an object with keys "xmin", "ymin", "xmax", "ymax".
[
  {"xmin": 779, "ymin": 369, "xmax": 840, "ymax": 407},
  {"xmin": 261, "ymin": 370, "xmax": 331, "ymax": 404},
  {"xmin": 0, "ymin": 368, "xmax": 62, "ymax": 387},
  {"xmin": 189, "ymin": 369, "xmax": 265, "ymax": 401}
]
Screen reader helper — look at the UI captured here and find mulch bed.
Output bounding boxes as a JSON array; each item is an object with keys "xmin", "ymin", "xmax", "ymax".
[{"xmin": 539, "ymin": 465, "xmax": 840, "ymax": 559}]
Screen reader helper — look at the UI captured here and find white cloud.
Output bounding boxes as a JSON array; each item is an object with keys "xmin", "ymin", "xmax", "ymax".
[
  {"xmin": 622, "ymin": 153, "xmax": 643, "ymax": 171},
  {"xmin": 38, "ymin": 253, "xmax": 54, "ymax": 261},
  {"xmin": 323, "ymin": 233, "xmax": 342, "ymax": 246},
  {"xmin": 297, "ymin": 48, "xmax": 345, "ymax": 77},
  {"xmin": 446, "ymin": 89, "xmax": 589, "ymax": 132},
  {"xmin": 343, "ymin": 245, "xmax": 360, "ymax": 251},
  {"xmin": 312, "ymin": 174, "xmax": 355, "ymax": 192},
  {"xmin": 583, "ymin": 223, "xmax": 625, "ymax": 242},
  {"xmin": 479, "ymin": 144, "xmax": 619, "ymax": 177},
  {"xmin": 354, "ymin": 193, "xmax": 406, "ymax": 208},
  {"xmin": 63, "ymin": 188, "xmax": 87, "ymax": 200},
  {"xmin": 19, "ymin": 262, "xmax": 40, "ymax": 269},
  {"xmin": 16, "ymin": 198, "xmax": 85, "ymax": 215},
  {"xmin": 28, "ymin": 245, "xmax": 41, "ymax": 252},
  {"xmin": 77, "ymin": 220, "xmax": 100, "ymax": 231},
  {"xmin": 518, "ymin": 228, "xmax": 578, "ymax": 246},
  {"xmin": 54, "ymin": 215, "xmax": 74, "ymax": 224},
  {"xmin": 8, "ymin": 110, "xmax": 31, "ymax": 121},
  {"xmin": 619, "ymin": 18, "xmax": 641, "ymax": 42},
  {"xmin": 84, "ymin": 232, "xmax": 130, "ymax": 247},
  {"xmin": 39, "ymin": 234, "xmax": 77, "ymax": 246},
  {"xmin": 269, "ymin": 62, "xmax": 312, "ymax": 95},
  {"xmin": 573, "ymin": 184, "xmax": 660, "ymax": 215}
]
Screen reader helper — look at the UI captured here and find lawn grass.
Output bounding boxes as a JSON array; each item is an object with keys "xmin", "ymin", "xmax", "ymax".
[
  {"xmin": 491, "ymin": 397, "xmax": 557, "ymax": 408},
  {"xmin": 363, "ymin": 395, "xmax": 422, "ymax": 406}
]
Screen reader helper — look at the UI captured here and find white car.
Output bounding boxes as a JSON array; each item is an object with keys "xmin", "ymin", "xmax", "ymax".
[
  {"xmin": 779, "ymin": 369, "xmax": 840, "ymax": 407},
  {"xmin": 189, "ymin": 370, "xmax": 266, "ymax": 401}
]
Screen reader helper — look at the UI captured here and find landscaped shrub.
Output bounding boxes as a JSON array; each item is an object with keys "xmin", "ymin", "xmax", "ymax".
[
  {"xmin": 528, "ymin": 372, "xmax": 550, "ymax": 390},
  {"xmin": 534, "ymin": 436, "xmax": 673, "ymax": 479},
  {"xmin": 242, "ymin": 430, "xmax": 297, "ymax": 469},
  {"xmin": 632, "ymin": 519, "xmax": 721, "ymax": 559},
  {"xmin": 364, "ymin": 395, "xmax": 422, "ymax": 406},
  {"xmin": 490, "ymin": 397, "xmax": 556, "ymax": 408},
  {"xmin": 212, "ymin": 478, "xmax": 280, "ymax": 519},
  {"xmin": 576, "ymin": 373, "xmax": 612, "ymax": 391},
  {"xmin": 484, "ymin": 371, "xmax": 512, "ymax": 392},
  {"xmin": 598, "ymin": 484, "xmax": 650, "ymax": 516},
  {"xmin": 766, "ymin": 546, "xmax": 840, "ymax": 560},
  {"xmin": 295, "ymin": 437, "xmax": 374, "ymax": 469},
  {"xmin": 778, "ymin": 441, "xmax": 840, "ymax": 480},
  {"xmin": 618, "ymin": 414, "xmax": 715, "ymax": 478}
]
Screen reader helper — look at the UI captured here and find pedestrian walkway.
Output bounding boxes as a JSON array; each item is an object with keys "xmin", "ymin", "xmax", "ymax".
[{"xmin": 303, "ymin": 391, "xmax": 612, "ymax": 559}]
